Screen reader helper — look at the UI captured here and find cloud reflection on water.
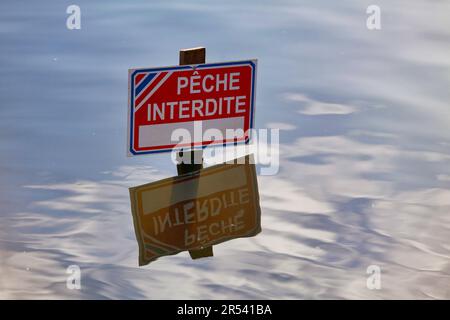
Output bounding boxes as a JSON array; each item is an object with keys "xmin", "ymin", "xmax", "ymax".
[
  {"xmin": 1, "ymin": 0, "xmax": 450, "ymax": 299},
  {"xmin": 1, "ymin": 129, "xmax": 449, "ymax": 298}
]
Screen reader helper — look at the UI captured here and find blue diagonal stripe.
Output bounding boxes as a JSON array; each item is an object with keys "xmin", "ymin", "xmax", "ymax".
[{"xmin": 135, "ymin": 72, "xmax": 157, "ymax": 97}]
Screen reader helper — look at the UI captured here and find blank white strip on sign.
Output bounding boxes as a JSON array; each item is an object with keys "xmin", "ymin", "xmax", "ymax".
[
  {"xmin": 142, "ymin": 164, "xmax": 248, "ymax": 214},
  {"xmin": 138, "ymin": 116, "xmax": 245, "ymax": 149}
]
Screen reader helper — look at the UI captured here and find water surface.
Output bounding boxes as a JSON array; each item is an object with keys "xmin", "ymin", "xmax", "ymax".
[{"xmin": 1, "ymin": 0, "xmax": 450, "ymax": 299}]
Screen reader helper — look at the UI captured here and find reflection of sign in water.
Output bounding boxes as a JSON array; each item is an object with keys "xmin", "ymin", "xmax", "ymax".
[
  {"xmin": 127, "ymin": 60, "xmax": 257, "ymax": 155},
  {"xmin": 129, "ymin": 155, "xmax": 261, "ymax": 266}
]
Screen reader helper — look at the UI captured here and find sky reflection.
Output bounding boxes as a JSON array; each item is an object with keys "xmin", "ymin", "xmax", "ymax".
[{"xmin": 1, "ymin": 0, "xmax": 450, "ymax": 299}]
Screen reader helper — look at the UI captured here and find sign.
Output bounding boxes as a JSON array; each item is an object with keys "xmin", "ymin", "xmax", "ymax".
[
  {"xmin": 129, "ymin": 155, "xmax": 261, "ymax": 265},
  {"xmin": 128, "ymin": 60, "xmax": 257, "ymax": 155}
]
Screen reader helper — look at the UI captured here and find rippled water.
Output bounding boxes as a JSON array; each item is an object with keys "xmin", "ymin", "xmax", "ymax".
[{"xmin": 1, "ymin": 0, "xmax": 450, "ymax": 299}]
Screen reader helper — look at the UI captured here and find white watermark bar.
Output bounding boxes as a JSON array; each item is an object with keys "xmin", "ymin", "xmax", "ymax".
[{"xmin": 168, "ymin": 121, "xmax": 279, "ymax": 176}]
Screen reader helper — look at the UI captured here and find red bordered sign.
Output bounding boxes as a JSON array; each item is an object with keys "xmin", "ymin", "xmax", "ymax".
[{"xmin": 127, "ymin": 60, "xmax": 257, "ymax": 155}]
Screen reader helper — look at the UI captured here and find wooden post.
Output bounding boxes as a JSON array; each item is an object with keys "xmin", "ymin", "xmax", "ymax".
[{"xmin": 178, "ymin": 47, "xmax": 213, "ymax": 260}]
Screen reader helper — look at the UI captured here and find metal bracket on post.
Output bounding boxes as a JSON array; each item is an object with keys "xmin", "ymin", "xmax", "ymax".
[{"xmin": 177, "ymin": 47, "xmax": 214, "ymax": 260}]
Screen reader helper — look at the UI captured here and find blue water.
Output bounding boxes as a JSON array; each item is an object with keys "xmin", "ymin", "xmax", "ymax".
[{"xmin": 1, "ymin": 0, "xmax": 449, "ymax": 299}]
